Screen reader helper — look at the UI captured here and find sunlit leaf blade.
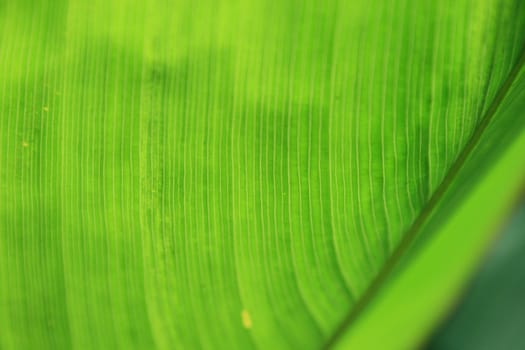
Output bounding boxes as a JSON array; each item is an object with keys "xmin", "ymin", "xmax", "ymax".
[
  {"xmin": 333, "ymin": 68, "xmax": 525, "ymax": 349},
  {"xmin": 0, "ymin": 0, "xmax": 524, "ymax": 349}
]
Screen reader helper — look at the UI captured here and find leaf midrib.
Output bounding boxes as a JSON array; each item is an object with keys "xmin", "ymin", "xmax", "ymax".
[{"xmin": 323, "ymin": 47, "xmax": 525, "ymax": 349}]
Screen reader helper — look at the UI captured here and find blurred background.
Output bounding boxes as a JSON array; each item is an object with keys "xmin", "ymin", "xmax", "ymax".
[{"xmin": 427, "ymin": 196, "xmax": 525, "ymax": 350}]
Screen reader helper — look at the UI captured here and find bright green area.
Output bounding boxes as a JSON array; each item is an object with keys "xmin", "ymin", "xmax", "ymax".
[
  {"xmin": 0, "ymin": 0, "xmax": 524, "ymax": 349},
  {"xmin": 335, "ymin": 79, "xmax": 525, "ymax": 349}
]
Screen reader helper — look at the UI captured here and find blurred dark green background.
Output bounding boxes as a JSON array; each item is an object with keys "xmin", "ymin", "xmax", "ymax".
[{"xmin": 427, "ymin": 196, "xmax": 525, "ymax": 350}]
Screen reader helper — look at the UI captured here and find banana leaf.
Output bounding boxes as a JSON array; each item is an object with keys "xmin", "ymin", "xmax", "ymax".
[{"xmin": 0, "ymin": 0, "xmax": 524, "ymax": 349}]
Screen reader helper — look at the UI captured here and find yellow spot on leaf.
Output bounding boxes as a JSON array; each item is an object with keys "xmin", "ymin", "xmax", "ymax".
[
  {"xmin": 43, "ymin": 106, "xmax": 49, "ymax": 112},
  {"xmin": 22, "ymin": 141, "xmax": 29, "ymax": 148},
  {"xmin": 241, "ymin": 310, "xmax": 252, "ymax": 329}
]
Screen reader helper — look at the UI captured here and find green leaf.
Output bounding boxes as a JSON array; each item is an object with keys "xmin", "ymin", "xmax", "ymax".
[
  {"xmin": 0, "ymin": 1, "xmax": 524, "ymax": 349},
  {"xmin": 333, "ymin": 70, "xmax": 525, "ymax": 349}
]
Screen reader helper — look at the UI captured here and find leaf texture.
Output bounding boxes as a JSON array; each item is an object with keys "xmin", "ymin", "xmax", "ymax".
[{"xmin": 0, "ymin": 0, "xmax": 524, "ymax": 349}]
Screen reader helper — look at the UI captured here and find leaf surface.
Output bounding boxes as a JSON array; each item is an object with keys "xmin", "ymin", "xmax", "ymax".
[{"xmin": 0, "ymin": 0, "xmax": 524, "ymax": 349}]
